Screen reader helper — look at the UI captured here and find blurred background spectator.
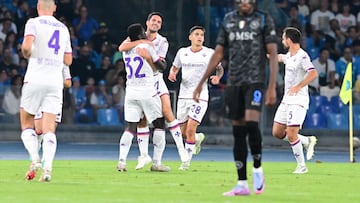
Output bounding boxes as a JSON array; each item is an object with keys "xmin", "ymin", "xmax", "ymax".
[
  {"xmin": 310, "ymin": 48, "xmax": 339, "ymax": 100},
  {"xmin": 90, "ymin": 79, "xmax": 112, "ymax": 119},
  {"xmin": 2, "ymin": 74, "xmax": 22, "ymax": 123}
]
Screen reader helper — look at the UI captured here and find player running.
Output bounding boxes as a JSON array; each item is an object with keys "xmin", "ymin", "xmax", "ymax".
[
  {"xmin": 168, "ymin": 26, "xmax": 223, "ymax": 170},
  {"xmin": 272, "ymin": 27, "xmax": 318, "ymax": 174}
]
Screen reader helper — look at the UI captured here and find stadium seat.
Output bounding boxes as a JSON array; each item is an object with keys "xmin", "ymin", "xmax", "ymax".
[
  {"xmin": 329, "ymin": 96, "xmax": 344, "ymax": 113},
  {"xmin": 303, "ymin": 112, "xmax": 327, "ymax": 129},
  {"xmin": 354, "ymin": 113, "xmax": 360, "ymax": 130},
  {"xmin": 97, "ymin": 108, "xmax": 119, "ymax": 126},
  {"xmin": 309, "ymin": 95, "xmax": 329, "ymax": 113},
  {"xmin": 353, "ymin": 105, "xmax": 360, "ymax": 115},
  {"xmin": 327, "ymin": 113, "xmax": 349, "ymax": 130},
  {"xmin": 318, "ymin": 104, "xmax": 333, "ymax": 115},
  {"xmin": 340, "ymin": 105, "xmax": 360, "ymax": 119},
  {"xmin": 74, "ymin": 108, "xmax": 94, "ymax": 124}
]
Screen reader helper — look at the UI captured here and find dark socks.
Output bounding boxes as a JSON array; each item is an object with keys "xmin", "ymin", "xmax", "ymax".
[
  {"xmin": 233, "ymin": 125, "xmax": 248, "ymax": 180},
  {"xmin": 246, "ymin": 121, "xmax": 262, "ymax": 168}
]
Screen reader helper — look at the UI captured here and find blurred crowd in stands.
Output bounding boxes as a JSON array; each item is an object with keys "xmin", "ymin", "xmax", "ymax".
[{"xmin": 0, "ymin": 0, "xmax": 360, "ymax": 129}]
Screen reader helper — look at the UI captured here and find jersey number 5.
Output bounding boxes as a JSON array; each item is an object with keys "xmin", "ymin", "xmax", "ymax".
[{"xmin": 48, "ymin": 30, "xmax": 60, "ymax": 55}]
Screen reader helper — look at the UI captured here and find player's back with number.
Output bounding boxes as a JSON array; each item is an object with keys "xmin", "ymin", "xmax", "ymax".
[
  {"xmin": 24, "ymin": 15, "xmax": 72, "ymax": 88},
  {"xmin": 122, "ymin": 43, "xmax": 160, "ymax": 99}
]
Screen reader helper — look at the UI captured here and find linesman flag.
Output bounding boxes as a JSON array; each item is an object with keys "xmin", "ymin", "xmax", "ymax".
[{"xmin": 339, "ymin": 62, "xmax": 352, "ymax": 104}]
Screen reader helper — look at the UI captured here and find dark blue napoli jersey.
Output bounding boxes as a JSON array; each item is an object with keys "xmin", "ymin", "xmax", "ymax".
[{"xmin": 216, "ymin": 9, "xmax": 278, "ymax": 86}]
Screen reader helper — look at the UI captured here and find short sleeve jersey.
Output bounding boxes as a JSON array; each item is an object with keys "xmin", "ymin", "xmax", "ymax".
[
  {"xmin": 281, "ymin": 49, "xmax": 315, "ymax": 109},
  {"xmin": 216, "ymin": 10, "xmax": 277, "ymax": 86},
  {"xmin": 151, "ymin": 33, "xmax": 168, "ymax": 75},
  {"xmin": 122, "ymin": 43, "xmax": 160, "ymax": 99},
  {"xmin": 151, "ymin": 33, "xmax": 168, "ymax": 59},
  {"xmin": 172, "ymin": 46, "xmax": 214, "ymax": 101},
  {"xmin": 23, "ymin": 16, "xmax": 72, "ymax": 88}
]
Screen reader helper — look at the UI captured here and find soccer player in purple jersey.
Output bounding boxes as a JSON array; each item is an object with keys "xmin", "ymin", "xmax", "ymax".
[{"xmin": 194, "ymin": 0, "xmax": 278, "ymax": 196}]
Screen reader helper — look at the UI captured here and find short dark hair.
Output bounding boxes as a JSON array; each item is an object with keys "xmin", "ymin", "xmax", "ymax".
[
  {"xmin": 189, "ymin": 25, "xmax": 205, "ymax": 34},
  {"xmin": 283, "ymin": 27, "xmax": 301, "ymax": 44},
  {"xmin": 127, "ymin": 23, "xmax": 145, "ymax": 41},
  {"xmin": 147, "ymin": 12, "xmax": 163, "ymax": 21}
]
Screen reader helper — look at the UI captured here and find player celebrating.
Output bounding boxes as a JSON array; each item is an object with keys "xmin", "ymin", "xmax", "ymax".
[
  {"xmin": 20, "ymin": 0, "xmax": 72, "ymax": 182},
  {"xmin": 118, "ymin": 12, "xmax": 188, "ymax": 171},
  {"xmin": 272, "ymin": 27, "xmax": 318, "ymax": 174},
  {"xmin": 168, "ymin": 26, "xmax": 223, "ymax": 170},
  {"xmin": 117, "ymin": 23, "xmax": 167, "ymax": 172}
]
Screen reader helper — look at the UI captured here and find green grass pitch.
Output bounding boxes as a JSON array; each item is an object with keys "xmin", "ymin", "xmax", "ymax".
[{"xmin": 0, "ymin": 160, "xmax": 359, "ymax": 203}]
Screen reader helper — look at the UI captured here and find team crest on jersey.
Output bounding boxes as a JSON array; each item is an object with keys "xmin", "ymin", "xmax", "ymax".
[
  {"xmin": 226, "ymin": 22, "xmax": 235, "ymax": 29},
  {"xmin": 250, "ymin": 20, "xmax": 259, "ymax": 30},
  {"xmin": 239, "ymin": 20, "xmax": 245, "ymax": 29},
  {"xmin": 202, "ymin": 52, "xmax": 207, "ymax": 57}
]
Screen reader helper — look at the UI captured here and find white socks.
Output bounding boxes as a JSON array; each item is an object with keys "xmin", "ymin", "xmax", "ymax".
[
  {"xmin": 167, "ymin": 120, "xmax": 187, "ymax": 162},
  {"xmin": 152, "ymin": 129, "xmax": 165, "ymax": 165},
  {"xmin": 282, "ymin": 134, "xmax": 310, "ymax": 147},
  {"xmin": 21, "ymin": 129, "xmax": 40, "ymax": 163},
  {"xmin": 118, "ymin": 131, "xmax": 134, "ymax": 164},
  {"xmin": 298, "ymin": 134, "xmax": 310, "ymax": 146},
  {"xmin": 42, "ymin": 132, "xmax": 57, "ymax": 171},
  {"xmin": 290, "ymin": 139, "xmax": 305, "ymax": 166},
  {"xmin": 137, "ymin": 127, "xmax": 150, "ymax": 156},
  {"xmin": 185, "ymin": 142, "xmax": 195, "ymax": 163}
]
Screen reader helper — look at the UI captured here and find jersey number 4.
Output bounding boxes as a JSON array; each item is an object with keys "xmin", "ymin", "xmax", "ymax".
[{"xmin": 48, "ymin": 30, "xmax": 60, "ymax": 55}]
